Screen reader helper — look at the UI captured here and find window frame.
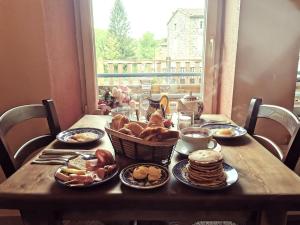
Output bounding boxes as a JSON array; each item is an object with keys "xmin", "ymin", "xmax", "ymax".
[{"xmin": 74, "ymin": 0, "xmax": 224, "ymax": 114}]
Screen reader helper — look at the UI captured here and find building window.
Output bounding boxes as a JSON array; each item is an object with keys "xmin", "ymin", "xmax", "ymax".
[{"xmin": 200, "ymin": 20, "xmax": 204, "ymax": 29}]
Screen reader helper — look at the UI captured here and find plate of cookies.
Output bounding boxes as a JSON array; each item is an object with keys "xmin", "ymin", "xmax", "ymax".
[
  {"xmin": 172, "ymin": 150, "xmax": 238, "ymax": 190},
  {"xmin": 201, "ymin": 124, "xmax": 247, "ymax": 139},
  {"xmin": 119, "ymin": 163, "xmax": 170, "ymax": 189},
  {"xmin": 56, "ymin": 128, "xmax": 105, "ymax": 144}
]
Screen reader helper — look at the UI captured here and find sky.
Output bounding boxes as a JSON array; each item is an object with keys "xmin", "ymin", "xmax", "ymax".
[{"xmin": 92, "ymin": 0, "xmax": 205, "ymax": 39}]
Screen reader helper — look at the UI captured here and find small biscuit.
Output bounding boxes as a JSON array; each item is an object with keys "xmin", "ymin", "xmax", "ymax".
[{"xmin": 132, "ymin": 166, "xmax": 148, "ymax": 180}]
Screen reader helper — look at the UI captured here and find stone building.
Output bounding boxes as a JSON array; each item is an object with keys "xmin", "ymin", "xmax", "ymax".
[{"xmin": 167, "ymin": 9, "xmax": 204, "ymax": 60}]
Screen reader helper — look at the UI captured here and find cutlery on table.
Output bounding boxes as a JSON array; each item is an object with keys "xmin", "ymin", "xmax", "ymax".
[
  {"xmin": 38, "ymin": 154, "xmax": 76, "ymax": 159},
  {"xmin": 41, "ymin": 149, "xmax": 97, "ymax": 160},
  {"xmin": 31, "ymin": 160, "xmax": 66, "ymax": 165},
  {"xmin": 35, "ymin": 158, "xmax": 69, "ymax": 162}
]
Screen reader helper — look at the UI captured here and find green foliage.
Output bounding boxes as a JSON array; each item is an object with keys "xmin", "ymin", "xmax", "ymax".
[
  {"xmin": 93, "ymin": 0, "xmax": 164, "ymax": 62},
  {"xmin": 136, "ymin": 32, "xmax": 158, "ymax": 59},
  {"xmin": 94, "ymin": 29, "xmax": 120, "ymax": 60},
  {"xmin": 109, "ymin": 0, "xmax": 135, "ymax": 59}
]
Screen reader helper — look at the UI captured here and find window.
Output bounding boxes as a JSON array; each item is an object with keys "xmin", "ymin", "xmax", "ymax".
[{"xmin": 74, "ymin": 0, "xmax": 223, "ymax": 114}]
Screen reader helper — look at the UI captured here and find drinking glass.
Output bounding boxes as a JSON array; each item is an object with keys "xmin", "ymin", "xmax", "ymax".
[
  {"xmin": 139, "ymin": 98, "xmax": 149, "ymax": 121},
  {"xmin": 178, "ymin": 111, "xmax": 194, "ymax": 130}
]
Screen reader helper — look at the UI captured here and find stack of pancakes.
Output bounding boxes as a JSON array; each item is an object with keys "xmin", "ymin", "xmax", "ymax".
[{"xmin": 187, "ymin": 150, "xmax": 227, "ymax": 188}]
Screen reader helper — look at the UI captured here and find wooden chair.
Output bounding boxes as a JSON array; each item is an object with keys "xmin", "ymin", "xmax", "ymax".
[
  {"xmin": 244, "ymin": 97, "xmax": 300, "ymax": 171},
  {"xmin": 0, "ymin": 99, "xmax": 61, "ymax": 177}
]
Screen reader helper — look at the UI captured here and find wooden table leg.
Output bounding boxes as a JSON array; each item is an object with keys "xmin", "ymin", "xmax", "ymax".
[
  {"xmin": 21, "ymin": 210, "xmax": 62, "ymax": 225},
  {"xmin": 259, "ymin": 209, "xmax": 287, "ymax": 225}
]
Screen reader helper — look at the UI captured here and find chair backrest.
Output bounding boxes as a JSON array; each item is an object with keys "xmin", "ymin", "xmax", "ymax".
[
  {"xmin": 0, "ymin": 99, "xmax": 61, "ymax": 177},
  {"xmin": 244, "ymin": 97, "xmax": 300, "ymax": 170}
]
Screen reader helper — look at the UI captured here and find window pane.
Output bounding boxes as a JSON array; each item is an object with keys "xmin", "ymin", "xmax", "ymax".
[{"xmin": 92, "ymin": 0, "xmax": 206, "ymax": 113}]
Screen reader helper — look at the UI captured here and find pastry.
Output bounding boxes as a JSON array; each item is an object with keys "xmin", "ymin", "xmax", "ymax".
[
  {"xmin": 124, "ymin": 122, "xmax": 144, "ymax": 137},
  {"xmin": 118, "ymin": 128, "xmax": 133, "ymax": 136},
  {"xmin": 139, "ymin": 127, "xmax": 167, "ymax": 141},
  {"xmin": 147, "ymin": 166, "xmax": 162, "ymax": 181},
  {"xmin": 148, "ymin": 112, "xmax": 164, "ymax": 128},
  {"xmin": 139, "ymin": 127, "xmax": 179, "ymax": 142},
  {"xmin": 132, "ymin": 166, "xmax": 149, "ymax": 180},
  {"xmin": 112, "ymin": 114, "xmax": 129, "ymax": 130}
]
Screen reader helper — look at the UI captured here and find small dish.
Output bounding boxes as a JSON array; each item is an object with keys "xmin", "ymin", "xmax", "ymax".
[
  {"xmin": 175, "ymin": 139, "xmax": 221, "ymax": 157},
  {"xmin": 200, "ymin": 124, "xmax": 247, "ymax": 139},
  {"xmin": 56, "ymin": 128, "xmax": 105, "ymax": 144},
  {"xmin": 119, "ymin": 163, "xmax": 169, "ymax": 189},
  {"xmin": 172, "ymin": 159, "xmax": 238, "ymax": 190},
  {"xmin": 54, "ymin": 165, "xmax": 119, "ymax": 188}
]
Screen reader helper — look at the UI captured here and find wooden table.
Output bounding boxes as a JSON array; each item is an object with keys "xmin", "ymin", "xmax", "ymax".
[{"xmin": 0, "ymin": 115, "xmax": 300, "ymax": 225}]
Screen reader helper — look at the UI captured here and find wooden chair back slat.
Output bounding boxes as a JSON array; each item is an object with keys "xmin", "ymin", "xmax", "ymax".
[
  {"xmin": 0, "ymin": 99, "xmax": 61, "ymax": 177},
  {"xmin": 244, "ymin": 97, "xmax": 300, "ymax": 171},
  {"xmin": 258, "ymin": 104, "xmax": 299, "ymax": 136},
  {"xmin": 0, "ymin": 105, "xmax": 46, "ymax": 136}
]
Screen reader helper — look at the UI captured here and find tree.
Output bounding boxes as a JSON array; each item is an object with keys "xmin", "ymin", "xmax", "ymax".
[
  {"xmin": 94, "ymin": 29, "xmax": 120, "ymax": 60},
  {"xmin": 109, "ymin": 0, "xmax": 135, "ymax": 59},
  {"xmin": 137, "ymin": 32, "xmax": 158, "ymax": 59}
]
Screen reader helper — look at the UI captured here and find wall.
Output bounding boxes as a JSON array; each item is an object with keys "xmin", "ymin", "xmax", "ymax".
[
  {"xmin": 0, "ymin": 0, "xmax": 51, "ymax": 154},
  {"xmin": 0, "ymin": 0, "xmax": 83, "ymax": 181},
  {"xmin": 219, "ymin": 0, "xmax": 300, "ymax": 144}
]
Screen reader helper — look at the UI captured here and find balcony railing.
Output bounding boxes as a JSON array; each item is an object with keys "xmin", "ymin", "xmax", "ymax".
[{"xmin": 96, "ymin": 59, "xmax": 204, "ymax": 100}]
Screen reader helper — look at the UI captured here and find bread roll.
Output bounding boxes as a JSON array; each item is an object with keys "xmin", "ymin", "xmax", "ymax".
[
  {"xmin": 118, "ymin": 128, "xmax": 133, "ymax": 136},
  {"xmin": 124, "ymin": 122, "xmax": 144, "ymax": 137},
  {"xmin": 111, "ymin": 114, "xmax": 129, "ymax": 130},
  {"xmin": 139, "ymin": 127, "xmax": 179, "ymax": 142}
]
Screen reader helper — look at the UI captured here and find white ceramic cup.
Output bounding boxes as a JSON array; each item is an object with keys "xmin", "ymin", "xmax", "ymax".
[{"xmin": 180, "ymin": 127, "xmax": 217, "ymax": 152}]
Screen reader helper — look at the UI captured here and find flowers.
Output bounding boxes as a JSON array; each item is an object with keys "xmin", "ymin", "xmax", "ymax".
[{"xmin": 98, "ymin": 85, "xmax": 136, "ymax": 115}]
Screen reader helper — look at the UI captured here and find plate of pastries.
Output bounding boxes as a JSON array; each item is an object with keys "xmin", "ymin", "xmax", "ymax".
[
  {"xmin": 110, "ymin": 112, "xmax": 179, "ymax": 143},
  {"xmin": 172, "ymin": 150, "xmax": 238, "ymax": 190},
  {"xmin": 119, "ymin": 163, "xmax": 170, "ymax": 189},
  {"xmin": 201, "ymin": 124, "xmax": 247, "ymax": 139},
  {"xmin": 56, "ymin": 128, "xmax": 105, "ymax": 144}
]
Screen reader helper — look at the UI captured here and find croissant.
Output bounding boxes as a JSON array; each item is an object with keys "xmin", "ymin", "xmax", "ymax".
[{"xmin": 148, "ymin": 112, "xmax": 164, "ymax": 128}]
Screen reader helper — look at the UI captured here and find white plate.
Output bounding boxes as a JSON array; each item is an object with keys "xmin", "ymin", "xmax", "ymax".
[{"xmin": 201, "ymin": 124, "xmax": 247, "ymax": 139}]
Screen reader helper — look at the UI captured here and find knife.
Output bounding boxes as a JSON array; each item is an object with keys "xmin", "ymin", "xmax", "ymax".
[
  {"xmin": 42, "ymin": 149, "xmax": 95, "ymax": 155},
  {"xmin": 31, "ymin": 160, "xmax": 66, "ymax": 165}
]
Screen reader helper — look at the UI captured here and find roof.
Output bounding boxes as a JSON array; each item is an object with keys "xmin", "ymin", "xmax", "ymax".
[{"xmin": 167, "ymin": 8, "xmax": 204, "ymax": 25}]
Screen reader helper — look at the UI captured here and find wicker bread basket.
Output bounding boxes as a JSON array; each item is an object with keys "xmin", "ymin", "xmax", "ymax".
[{"xmin": 105, "ymin": 122, "xmax": 178, "ymax": 165}]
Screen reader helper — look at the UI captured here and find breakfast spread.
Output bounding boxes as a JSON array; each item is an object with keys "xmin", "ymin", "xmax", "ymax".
[
  {"xmin": 186, "ymin": 150, "xmax": 227, "ymax": 188},
  {"xmin": 112, "ymin": 112, "xmax": 179, "ymax": 142},
  {"xmin": 54, "ymin": 149, "xmax": 117, "ymax": 187}
]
